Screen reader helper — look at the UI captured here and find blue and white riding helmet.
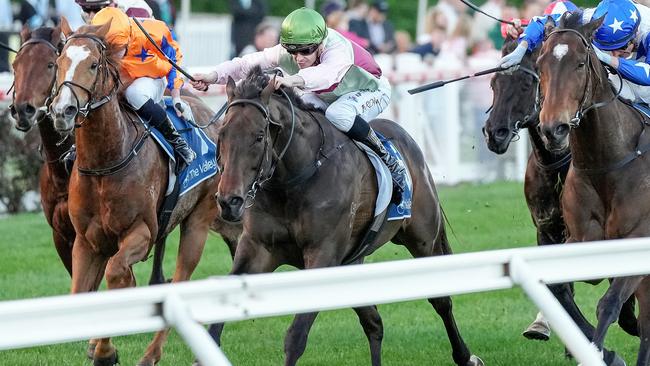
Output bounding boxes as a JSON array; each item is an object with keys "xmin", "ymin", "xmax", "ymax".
[
  {"xmin": 592, "ymin": 0, "xmax": 641, "ymax": 50},
  {"xmin": 543, "ymin": 0, "xmax": 579, "ymax": 16}
]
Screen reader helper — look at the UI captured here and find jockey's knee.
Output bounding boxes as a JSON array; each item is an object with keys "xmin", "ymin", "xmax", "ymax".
[{"xmin": 325, "ymin": 105, "xmax": 355, "ymax": 132}]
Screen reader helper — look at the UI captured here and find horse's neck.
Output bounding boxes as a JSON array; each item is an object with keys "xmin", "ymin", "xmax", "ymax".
[
  {"xmin": 528, "ymin": 121, "xmax": 568, "ymax": 164},
  {"xmin": 75, "ymin": 100, "xmax": 134, "ymax": 168},
  {"xmin": 271, "ymin": 107, "xmax": 323, "ymax": 183},
  {"xmin": 571, "ymin": 84, "xmax": 641, "ymax": 169}
]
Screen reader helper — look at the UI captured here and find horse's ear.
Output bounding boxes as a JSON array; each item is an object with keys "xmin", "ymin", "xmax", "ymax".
[
  {"xmin": 544, "ymin": 16, "xmax": 556, "ymax": 39},
  {"xmin": 60, "ymin": 16, "xmax": 73, "ymax": 38},
  {"xmin": 584, "ymin": 14, "xmax": 606, "ymax": 39},
  {"xmin": 50, "ymin": 25, "xmax": 64, "ymax": 50},
  {"xmin": 260, "ymin": 76, "xmax": 275, "ymax": 104},
  {"xmin": 20, "ymin": 25, "xmax": 31, "ymax": 43},
  {"xmin": 226, "ymin": 76, "xmax": 236, "ymax": 101},
  {"xmin": 95, "ymin": 18, "xmax": 113, "ymax": 39}
]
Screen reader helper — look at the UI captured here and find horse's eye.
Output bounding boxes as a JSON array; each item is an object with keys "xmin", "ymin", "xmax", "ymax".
[
  {"xmin": 90, "ymin": 62, "xmax": 98, "ymax": 70},
  {"xmin": 47, "ymin": 62, "xmax": 55, "ymax": 69},
  {"xmin": 255, "ymin": 134, "xmax": 264, "ymax": 142},
  {"xmin": 578, "ymin": 62, "xmax": 585, "ymax": 68}
]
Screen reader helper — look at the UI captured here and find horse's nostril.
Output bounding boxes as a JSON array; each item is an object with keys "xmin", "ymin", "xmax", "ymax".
[
  {"xmin": 555, "ymin": 124, "xmax": 569, "ymax": 137},
  {"xmin": 229, "ymin": 196, "xmax": 243, "ymax": 207},
  {"xmin": 64, "ymin": 105, "xmax": 78, "ymax": 118},
  {"xmin": 24, "ymin": 104, "xmax": 36, "ymax": 116},
  {"xmin": 495, "ymin": 128, "xmax": 510, "ymax": 139}
]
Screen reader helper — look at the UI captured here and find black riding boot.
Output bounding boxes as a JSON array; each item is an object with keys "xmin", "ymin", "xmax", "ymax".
[
  {"xmin": 137, "ymin": 99, "xmax": 196, "ymax": 166},
  {"xmin": 345, "ymin": 115, "xmax": 407, "ymax": 193}
]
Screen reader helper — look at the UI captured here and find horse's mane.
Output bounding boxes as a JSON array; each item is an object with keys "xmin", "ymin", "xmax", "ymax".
[
  {"xmin": 73, "ymin": 24, "xmax": 123, "ymax": 69},
  {"xmin": 237, "ymin": 66, "xmax": 320, "ymax": 111}
]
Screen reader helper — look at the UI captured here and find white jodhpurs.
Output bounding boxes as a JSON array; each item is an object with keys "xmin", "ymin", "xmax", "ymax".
[
  {"xmin": 325, "ymin": 75, "xmax": 391, "ymax": 132},
  {"xmin": 124, "ymin": 77, "xmax": 166, "ymax": 109},
  {"xmin": 609, "ymin": 73, "xmax": 650, "ymax": 104}
]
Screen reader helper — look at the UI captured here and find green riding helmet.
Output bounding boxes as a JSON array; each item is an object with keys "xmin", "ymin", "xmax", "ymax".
[{"xmin": 280, "ymin": 7, "xmax": 328, "ymax": 51}]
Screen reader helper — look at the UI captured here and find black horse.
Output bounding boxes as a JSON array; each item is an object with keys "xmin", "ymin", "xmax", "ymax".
[{"xmin": 210, "ymin": 66, "xmax": 483, "ymax": 366}]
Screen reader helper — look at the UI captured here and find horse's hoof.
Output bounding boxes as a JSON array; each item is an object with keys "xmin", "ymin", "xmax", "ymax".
[
  {"xmin": 522, "ymin": 320, "xmax": 551, "ymax": 341},
  {"xmin": 467, "ymin": 355, "xmax": 484, "ymax": 366},
  {"xmin": 136, "ymin": 355, "xmax": 157, "ymax": 366},
  {"xmin": 607, "ymin": 353, "xmax": 626, "ymax": 366},
  {"xmin": 93, "ymin": 351, "xmax": 119, "ymax": 366},
  {"xmin": 86, "ymin": 342, "xmax": 97, "ymax": 359}
]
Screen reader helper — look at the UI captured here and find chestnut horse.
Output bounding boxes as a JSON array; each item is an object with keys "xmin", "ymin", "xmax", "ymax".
[
  {"xmin": 209, "ymin": 66, "xmax": 482, "ymax": 366},
  {"xmin": 48, "ymin": 21, "xmax": 226, "ymax": 366},
  {"xmin": 537, "ymin": 13, "xmax": 649, "ymax": 365},
  {"xmin": 10, "ymin": 26, "xmax": 76, "ymax": 275}
]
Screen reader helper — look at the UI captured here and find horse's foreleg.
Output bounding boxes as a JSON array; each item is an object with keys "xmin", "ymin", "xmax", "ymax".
[
  {"xmin": 70, "ymin": 237, "xmax": 109, "ymax": 361},
  {"xmin": 140, "ymin": 203, "xmax": 215, "ymax": 366},
  {"xmin": 98, "ymin": 221, "xmax": 151, "ymax": 365},
  {"xmin": 636, "ymin": 280, "xmax": 650, "ymax": 366},
  {"xmin": 428, "ymin": 296, "xmax": 481, "ymax": 366},
  {"xmin": 205, "ymin": 237, "xmax": 280, "ymax": 349},
  {"xmin": 284, "ymin": 312, "xmax": 319, "ymax": 366},
  {"xmin": 148, "ymin": 234, "xmax": 167, "ymax": 285},
  {"xmin": 593, "ymin": 276, "xmax": 645, "ymax": 352},
  {"xmin": 53, "ymin": 231, "xmax": 73, "ymax": 276},
  {"xmin": 353, "ymin": 306, "xmax": 383, "ymax": 366}
]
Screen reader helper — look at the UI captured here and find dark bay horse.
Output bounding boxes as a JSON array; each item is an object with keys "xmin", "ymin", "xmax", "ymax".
[
  {"xmin": 484, "ymin": 36, "xmax": 571, "ymax": 340},
  {"xmin": 11, "ymin": 25, "xmax": 74, "ymax": 275},
  {"xmin": 210, "ymin": 66, "xmax": 482, "ymax": 366},
  {"xmin": 48, "ymin": 20, "xmax": 230, "ymax": 366},
  {"xmin": 537, "ymin": 13, "xmax": 650, "ymax": 365}
]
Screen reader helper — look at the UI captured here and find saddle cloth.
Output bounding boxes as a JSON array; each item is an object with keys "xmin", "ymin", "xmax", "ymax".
[
  {"xmin": 150, "ymin": 97, "xmax": 218, "ymax": 197},
  {"xmin": 355, "ymin": 131, "xmax": 412, "ymax": 221},
  {"xmin": 633, "ymin": 103, "xmax": 650, "ymax": 119}
]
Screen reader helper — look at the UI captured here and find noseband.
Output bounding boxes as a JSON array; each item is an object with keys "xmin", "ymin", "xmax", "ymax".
[
  {"xmin": 52, "ymin": 34, "xmax": 120, "ymax": 123},
  {"xmin": 543, "ymin": 28, "xmax": 621, "ymax": 128},
  {"xmin": 225, "ymin": 90, "xmax": 296, "ymax": 207}
]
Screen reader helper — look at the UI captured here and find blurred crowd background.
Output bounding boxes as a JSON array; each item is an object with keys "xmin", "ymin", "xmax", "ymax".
[{"xmin": 0, "ymin": 0, "xmax": 609, "ymax": 213}]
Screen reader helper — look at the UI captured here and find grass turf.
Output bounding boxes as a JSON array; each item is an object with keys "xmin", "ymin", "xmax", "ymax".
[{"xmin": 0, "ymin": 182, "xmax": 639, "ymax": 365}]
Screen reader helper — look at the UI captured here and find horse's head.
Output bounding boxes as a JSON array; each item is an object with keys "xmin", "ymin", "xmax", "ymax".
[
  {"xmin": 50, "ymin": 18, "xmax": 119, "ymax": 133},
  {"xmin": 216, "ymin": 67, "xmax": 277, "ymax": 222},
  {"xmin": 537, "ymin": 12, "xmax": 605, "ymax": 152},
  {"xmin": 10, "ymin": 25, "xmax": 63, "ymax": 132},
  {"xmin": 484, "ymin": 37, "xmax": 540, "ymax": 154}
]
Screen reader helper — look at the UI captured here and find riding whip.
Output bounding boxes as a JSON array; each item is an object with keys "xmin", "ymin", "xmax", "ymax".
[
  {"xmin": 457, "ymin": 0, "xmax": 516, "ymax": 25},
  {"xmin": 0, "ymin": 41, "xmax": 17, "ymax": 53},
  {"xmin": 131, "ymin": 17, "xmax": 196, "ymax": 82},
  {"xmin": 408, "ymin": 66, "xmax": 505, "ymax": 95}
]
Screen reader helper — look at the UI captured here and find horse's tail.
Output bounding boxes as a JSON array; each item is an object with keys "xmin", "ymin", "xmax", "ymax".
[{"xmin": 438, "ymin": 204, "xmax": 460, "ymax": 255}]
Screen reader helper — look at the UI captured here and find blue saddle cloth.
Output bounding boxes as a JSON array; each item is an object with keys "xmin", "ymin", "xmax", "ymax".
[
  {"xmin": 149, "ymin": 99, "xmax": 218, "ymax": 196},
  {"xmin": 633, "ymin": 103, "xmax": 650, "ymax": 118},
  {"xmin": 377, "ymin": 132, "xmax": 412, "ymax": 221}
]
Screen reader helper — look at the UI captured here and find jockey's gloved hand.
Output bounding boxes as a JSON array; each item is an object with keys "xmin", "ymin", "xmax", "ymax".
[
  {"xmin": 190, "ymin": 71, "xmax": 218, "ymax": 92},
  {"xmin": 274, "ymin": 75, "xmax": 305, "ymax": 90},
  {"xmin": 593, "ymin": 46, "xmax": 614, "ymax": 67},
  {"xmin": 498, "ymin": 42, "xmax": 527, "ymax": 69},
  {"xmin": 173, "ymin": 97, "xmax": 192, "ymax": 121}
]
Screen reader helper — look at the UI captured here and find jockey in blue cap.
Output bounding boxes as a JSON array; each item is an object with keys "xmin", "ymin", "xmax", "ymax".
[
  {"xmin": 501, "ymin": 0, "xmax": 650, "ymax": 104},
  {"xmin": 499, "ymin": 0, "xmax": 580, "ymax": 68}
]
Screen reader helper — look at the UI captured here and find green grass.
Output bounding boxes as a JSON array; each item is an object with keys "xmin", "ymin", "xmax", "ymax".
[{"xmin": 0, "ymin": 182, "xmax": 639, "ymax": 365}]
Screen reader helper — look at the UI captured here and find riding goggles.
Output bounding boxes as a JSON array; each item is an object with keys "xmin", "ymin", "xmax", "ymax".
[{"xmin": 283, "ymin": 43, "xmax": 320, "ymax": 56}]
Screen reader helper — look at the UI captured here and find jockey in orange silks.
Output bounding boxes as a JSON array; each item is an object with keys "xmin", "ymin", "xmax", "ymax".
[{"xmin": 74, "ymin": 0, "xmax": 196, "ymax": 165}]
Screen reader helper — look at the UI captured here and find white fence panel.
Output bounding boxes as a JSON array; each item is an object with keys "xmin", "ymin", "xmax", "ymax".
[{"xmin": 2, "ymin": 238, "xmax": 650, "ymax": 365}]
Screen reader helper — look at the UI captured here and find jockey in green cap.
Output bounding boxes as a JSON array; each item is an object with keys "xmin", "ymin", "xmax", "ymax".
[{"xmin": 191, "ymin": 7, "xmax": 407, "ymax": 193}]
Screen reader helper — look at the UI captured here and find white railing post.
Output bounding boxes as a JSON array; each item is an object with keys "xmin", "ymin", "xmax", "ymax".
[
  {"xmin": 509, "ymin": 256, "xmax": 605, "ymax": 366},
  {"xmin": 163, "ymin": 293, "xmax": 232, "ymax": 366}
]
